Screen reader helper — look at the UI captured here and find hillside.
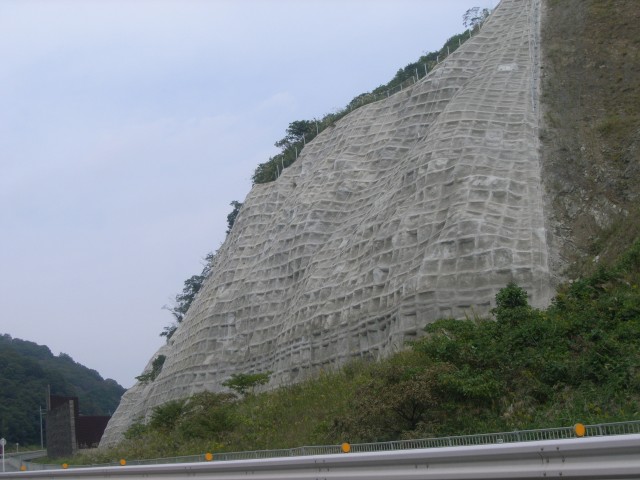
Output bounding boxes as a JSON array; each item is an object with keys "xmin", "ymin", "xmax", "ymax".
[
  {"xmin": 101, "ymin": 0, "xmax": 551, "ymax": 446},
  {"xmin": 100, "ymin": 0, "xmax": 640, "ymax": 449},
  {"xmin": 78, "ymin": 239, "xmax": 640, "ymax": 462},
  {"xmin": 0, "ymin": 334, "xmax": 125, "ymax": 445},
  {"xmin": 540, "ymin": 0, "xmax": 640, "ymax": 274}
]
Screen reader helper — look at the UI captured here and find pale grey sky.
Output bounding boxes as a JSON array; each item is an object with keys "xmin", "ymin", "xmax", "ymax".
[{"xmin": 0, "ymin": 0, "xmax": 497, "ymax": 388}]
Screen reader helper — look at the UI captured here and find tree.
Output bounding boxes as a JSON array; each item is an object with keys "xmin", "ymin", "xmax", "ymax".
[
  {"xmin": 494, "ymin": 282, "xmax": 529, "ymax": 310},
  {"xmin": 161, "ymin": 253, "xmax": 216, "ymax": 340},
  {"xmin": 463, "ymin": 7, "xmax": 491, "ymax": 30},
  {"xmin": 222, "ymin": 372, "xmax": 271, "ymax": 397},
  {"xmin": 176, "ymin": 392, "xmax": 238, "ymax": 440},
  {"xmin": 149, "ymin": 399, "xmax": 186, "ymax": 432},
  {"xmin": 492, "ymin": 282, "xmax": 531, "ymax": 326},
  {"xmin": 161, "ymin": 274, "xmax": 204, "ymax": 339},
  {"xmin": 135, "ymin": 355, "xmax": 166, "ymax": 384},
  {"xmin": 274, "ymin": 120, "xmax": 315, "ymax": 149},
  {"xmin": 226, "ymin": 201, "xmax": 243, "ymax": 234}
]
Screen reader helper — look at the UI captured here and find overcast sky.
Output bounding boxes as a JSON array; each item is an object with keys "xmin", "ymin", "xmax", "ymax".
[{"xmin": 1, "ymin": 0, "xmax": 498, "ymax": 389}]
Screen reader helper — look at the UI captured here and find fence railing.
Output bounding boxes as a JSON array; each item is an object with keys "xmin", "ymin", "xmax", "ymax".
[
  {"xmin": 344, "ymin": 30, "xmax": 475, "ymax": 113},
  {"xmin": 21, "ymin": 420, "xmax": 640, "ymax": 470},
  {"xmin": 263, "ymin": 28, "xmax": 478, "ymax": 183},
  {"xmin": 7, "ymin": 433, "xmax": 640, "ymax": 480}
]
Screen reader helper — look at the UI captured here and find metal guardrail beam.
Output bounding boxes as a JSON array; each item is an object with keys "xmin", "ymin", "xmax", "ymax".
[
  {"xmin": 2, "ymin": 434, "xmax": 640, "ymax": 480},
  {"xmin": 13, "ymin": 420, "xmax": 640, "ymax": 471}
]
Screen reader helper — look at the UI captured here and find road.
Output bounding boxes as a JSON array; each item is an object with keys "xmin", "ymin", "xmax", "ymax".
[{"xmin": 1, "ymin": 451, "xmax": 46, "ymax": 473}]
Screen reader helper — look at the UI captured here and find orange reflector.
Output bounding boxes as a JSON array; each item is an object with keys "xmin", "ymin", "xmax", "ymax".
[
  {"xmin": 119, "ymin": 459, "xmax": 127, "ymax": 466},
  {"xmin": 341, "ymin": 442, "xmax": 351, "ymax": 453},
  {"xmin": 62, "ymin": 464, "xmax": 68, "ymax": 469},
  {"xmin": 574, "ymin": 423, "xmax": 586, "ymax": 437},
  {"xmin": 204, "ymin": 452, "xmax": 213, "ymax": 461},
  {"xmin": 20, "ymin": 466, "xmax": 27, "ymax": 471}
]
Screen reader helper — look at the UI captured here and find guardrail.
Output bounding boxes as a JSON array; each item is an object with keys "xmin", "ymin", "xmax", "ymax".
[
  {"xmin": 13, "ymin": 420, "xmax": 640, "ymax": 470},
  {"xmin": 2, "ymin": 434, "xmax": 640, "ymax": 480}
]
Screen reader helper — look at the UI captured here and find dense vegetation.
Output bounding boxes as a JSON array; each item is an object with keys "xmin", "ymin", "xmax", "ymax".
[
  {"xmin": 0, "ymin": 335, "xmax": 125, "ymax": 446},
  {"xmin": 73, "ymin": 238, "xmax": 640, "ymax": 463}
]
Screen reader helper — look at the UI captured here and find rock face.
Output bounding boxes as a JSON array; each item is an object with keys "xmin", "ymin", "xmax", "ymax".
[{"xmin": 101, "ymin": 0, "xmax": 551, "ymax": 446}]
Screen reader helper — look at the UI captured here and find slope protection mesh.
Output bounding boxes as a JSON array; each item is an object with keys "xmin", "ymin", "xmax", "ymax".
[{"xmin": 101, "ymin": 0, "xmax": 550, "ymax": 446}]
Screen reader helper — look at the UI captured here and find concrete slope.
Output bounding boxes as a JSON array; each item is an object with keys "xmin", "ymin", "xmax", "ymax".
[{"xmin": 101, "ymin": 0, "xmax": 550, "ymax": 446}]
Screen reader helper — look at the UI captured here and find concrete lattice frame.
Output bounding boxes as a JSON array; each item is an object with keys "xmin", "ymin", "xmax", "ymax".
[{"xmin": 101, "ymin": 0, "xmax": 551, "ymax": 447}]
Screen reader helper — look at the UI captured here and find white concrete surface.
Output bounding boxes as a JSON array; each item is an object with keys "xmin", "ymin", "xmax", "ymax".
[{"xmin": 102, "ymin": 0, "xmax": 550, "ymax": 446}]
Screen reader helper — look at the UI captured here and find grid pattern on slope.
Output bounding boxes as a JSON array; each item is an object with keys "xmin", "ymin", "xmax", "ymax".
[
  {"xmin": 101, "ymin": 0, "xmax": 549, "ymax": 446},
  {"xmin": 149, "ymin": 0, "xmax": 545, "ymax": 408}
]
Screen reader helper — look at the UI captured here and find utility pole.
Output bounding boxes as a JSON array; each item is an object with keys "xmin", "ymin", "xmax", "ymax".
[
  {"xmin": 1, "ymin": 437, "xmax": 6, "ymax": 472},
  {"xmin": 39, "ymin": 406, "xmax": 44, "ymax": 449}
]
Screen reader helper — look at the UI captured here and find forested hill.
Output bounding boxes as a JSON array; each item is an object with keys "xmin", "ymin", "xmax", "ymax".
[{"xmin": 0, "ymin": 334, "xmax": 125, "ymax": 446}]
